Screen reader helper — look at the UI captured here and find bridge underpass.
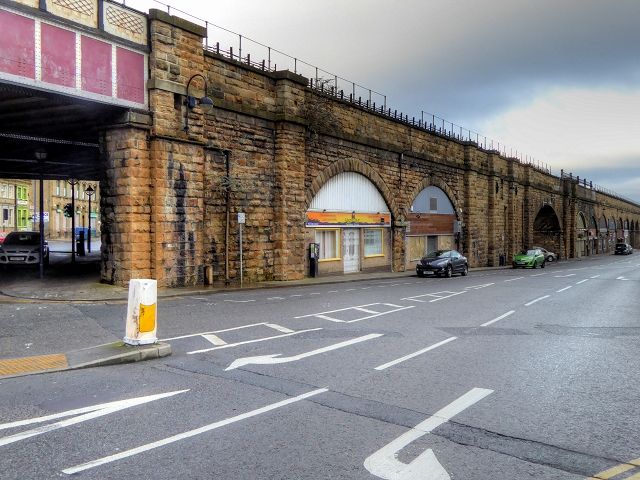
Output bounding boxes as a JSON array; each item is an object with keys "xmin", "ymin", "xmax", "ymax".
[{"xmin": 0, "ymin": 84, "xmax": 130, "ymax": 283}]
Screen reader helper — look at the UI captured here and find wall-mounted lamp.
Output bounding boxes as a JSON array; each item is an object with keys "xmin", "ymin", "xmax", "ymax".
[{"xmin": 184, "ymin": 73, "xmax": 214, "ymax": 132}]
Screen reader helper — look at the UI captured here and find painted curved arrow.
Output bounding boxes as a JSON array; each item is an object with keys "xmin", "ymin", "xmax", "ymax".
[
  {"xmin": 225, "ymin": 333, "xmax": 384, "ymax": 370},
  {"xmin": 364, "ymin": 387, "xmax": 493, "ymax": 479}
]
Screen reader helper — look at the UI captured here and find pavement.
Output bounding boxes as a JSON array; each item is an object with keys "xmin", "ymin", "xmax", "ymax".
[{"xmin": 4, "ymin": 247, "xmax": 576, "ymax": 379}]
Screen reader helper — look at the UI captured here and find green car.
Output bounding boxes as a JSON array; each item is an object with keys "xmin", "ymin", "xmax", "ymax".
[{"xmin": 512, "ymin": 249, "xmax": 546, "ymax": 269}]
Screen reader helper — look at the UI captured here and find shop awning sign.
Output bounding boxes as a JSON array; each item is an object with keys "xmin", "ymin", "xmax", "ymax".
[{"xmin": 306, "ymin": 211, "xmax": 391, "ymax": 227}]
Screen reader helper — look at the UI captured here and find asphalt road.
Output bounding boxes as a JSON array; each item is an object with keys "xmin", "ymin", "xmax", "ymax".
[{"xmin": 1, "ymin": 255, "xmax": 639, "ymax": 479}]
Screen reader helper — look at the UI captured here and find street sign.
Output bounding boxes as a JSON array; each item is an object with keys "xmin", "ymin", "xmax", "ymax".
[
  {"xmin": 31, "ymin": 212, "xmax": 49, "ymax": 222},
  {"xmin": 237, "ymin": 212, "xmax": 246, "ymax": 224}
]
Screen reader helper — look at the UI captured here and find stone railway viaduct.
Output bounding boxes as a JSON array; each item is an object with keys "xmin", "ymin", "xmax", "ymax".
[{"xmin": 1, "ymin": 3, "xmax": 638, "ymax": 287}]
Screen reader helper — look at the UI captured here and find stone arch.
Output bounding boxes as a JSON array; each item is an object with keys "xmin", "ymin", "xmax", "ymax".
[
  {"xmin": 306, "ymin": 158, "xmax": 400, "ymax": 221},
  {"xmin": 407, "ymin": 176, "xmax": 462, "ymax": 221},
  {"xmin": 532, "ymin": 205, "xmax": 562, "ymax": 254},
  {"xmin": 575, "ymin": 211, "xmax": 587, "ymax": 257}
]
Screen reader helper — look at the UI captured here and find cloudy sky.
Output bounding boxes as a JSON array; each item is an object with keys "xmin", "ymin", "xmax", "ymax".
[{"xmin": 128, "ymin": 0, "xmax": 640, "ymax": 201}]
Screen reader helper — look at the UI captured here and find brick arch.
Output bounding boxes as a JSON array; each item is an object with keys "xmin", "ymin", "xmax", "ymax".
[
  {"xmin": 406, "ymin": 176, "xmax": 462, "ymax": 221},
  {"xmin": 306, "ymin": 158, "xmax": 400, "ymax": 220}
]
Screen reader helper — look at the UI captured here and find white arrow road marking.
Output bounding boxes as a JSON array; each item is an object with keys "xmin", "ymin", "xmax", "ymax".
[
  {"xmin": 62, "ymin": 387, "xmax": 328, "ymax": 475},
  {"xmin": 364, "ymin": 388, "xmax": 493, "ymax": 480},
  {"xmin": 0, "ymin": 390, "xmax": 188, "ymax": 447},
  {"xmin": 374, "ymin": 337, "xmax": 457, "ymax": 371},
  {"xmin": 225, "ymin": 333, "xmax": 383, "ymax": 371},
  {"xmin": 188, "ymin": 327, "xmax": 323, "ymax": 354}
]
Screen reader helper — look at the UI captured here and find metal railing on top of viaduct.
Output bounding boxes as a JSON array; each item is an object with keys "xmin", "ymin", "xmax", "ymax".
[{"xmin": 119, "ymin": 0, "xmax": 637, "ymax": 206}]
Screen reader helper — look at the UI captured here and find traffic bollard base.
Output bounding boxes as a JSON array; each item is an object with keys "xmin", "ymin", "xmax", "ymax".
[{"xmin": 123, "ymin": 336, "xmax": 158, "ymax": 346}]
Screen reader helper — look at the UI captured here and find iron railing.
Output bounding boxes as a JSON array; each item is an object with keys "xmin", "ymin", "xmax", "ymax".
[{"xmin": 561, "ymin": 171, "xmax": 639, "ymax": 207}]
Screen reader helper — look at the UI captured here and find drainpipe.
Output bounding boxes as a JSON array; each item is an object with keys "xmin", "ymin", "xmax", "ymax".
[{"xmin": 224, "ymin": 150, "xmax": 231, "ymax": 285}]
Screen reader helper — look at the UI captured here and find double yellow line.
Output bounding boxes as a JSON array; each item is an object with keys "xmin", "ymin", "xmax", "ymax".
[{"xmin": 587, "ymin": 458, "xmax": 640, "ymax": 479}]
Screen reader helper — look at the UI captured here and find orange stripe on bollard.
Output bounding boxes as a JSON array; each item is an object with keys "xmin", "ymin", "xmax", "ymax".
[{"xmin": 139, "ymin": 303, "xmax": 156, "ymax": 333}]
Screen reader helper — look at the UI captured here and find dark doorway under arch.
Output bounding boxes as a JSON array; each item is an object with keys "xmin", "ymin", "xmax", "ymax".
[{"xmin": 532, "ymin": 205, "xmax": 562, "ymax": 256}]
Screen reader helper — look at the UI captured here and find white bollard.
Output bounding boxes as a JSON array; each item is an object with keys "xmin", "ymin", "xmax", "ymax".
[{"xmin": 124, "ymin": 279, "xmax": 158, "ymax": 346}]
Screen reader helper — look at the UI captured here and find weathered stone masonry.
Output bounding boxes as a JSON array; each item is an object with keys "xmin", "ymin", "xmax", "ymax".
[{"xmin": 99, "ymin": 10, "xmax": 640, "ymax": 287}]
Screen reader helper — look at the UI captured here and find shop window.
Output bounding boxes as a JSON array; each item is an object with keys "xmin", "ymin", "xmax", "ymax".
[
  {"xmin": 2, "ymin": 207, "xmax": 12, "ymax": 226},
  {"xmin": 364, "ymin": 228, "xmax": 384, "ymax": 257},
  {"xmin": 17, "ymin": 186, "xmax": 28, "ymax": 201},
  {"xmin": 315, "ymin": 229, "xmax": 340, "ymax": 260}
]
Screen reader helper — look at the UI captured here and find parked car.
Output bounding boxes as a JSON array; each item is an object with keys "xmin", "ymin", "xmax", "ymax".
[
  {"xmin": 532, "ymin": 246, "xmax": 557, "ymax": 262},
  {"xmin": 0, "ymin": 232, "xmax": 6, "ymax": 244},
  {"xmin": 0, "ymin": 231, "xmax": 49, "ymax": 266},
  {"xmin": 416, "ymin": 249, "xmax": 468, "ymax": 278},
  {"xmin": 512, "ymin": 249, "xmax": 545, "ymax": 269},
  {"xmin": 614, "ymin": 243, "xmax": 633, "ymax": 255}
]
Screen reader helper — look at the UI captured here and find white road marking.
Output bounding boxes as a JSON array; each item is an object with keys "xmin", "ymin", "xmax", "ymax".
[
  {"xmin": 556, "ymin": 286, "xmax": 573, "ymax": 293},
  {"xmin": 464, "ymin": 283, "xmax": 494, "ymax": 290},
  {"xmin": 202, "ymin": 334, "xmax": 227, "ymax": 346},
  {"xmin": 353, "ymin": 307, "xmax": 381, "ymax": 314},
  {"xmin": 161, "ymin": 322, "xmax": 270, "ymax": 341},
  {"xmin": 403, "ymin": 291, "xmax": 465, "ymax": 303},
  {"xmin": 576, "ymin": 279, "xmax": 589, "ymax": 284},
  {"xmin": 374, "ymin": 337, "xmax": 457, "ymax": 371},
  {"xmin": 616, "ymin": 276, "xmax": 628, "ymax": 281},
  {"xmin": 187, "ymin": 328, "xmax": 323, "ymax": 354},
  {"xmin": 264, "ymin": 323, "xmax": 295, "ymax": 334},
  {"xmin": 190, "ymin": 297, "xmax": 207, "ymax": 300},
  {"xmin": 223, "ymin": 299, "xmax": 256, "ymax": 303},
  {"xmin": 225, "ymin": 333, "xmax": 383, "ymax": 370},
  {"xmin": 504, "ymin": 277, "xmax": 524, "ymax": 282},
  {"xmin": 525, "ymin": 295, "xmax": 550, "ymax": 306},
  {"xmin": 290, "ymin": 294, "xmax": 303, "ymax": 297},
  {"xmin": 0, "ymin": 390, "xmax": 188, "ymax": 447},
  {"xmin": 346, "ymin": 288, "xmax": 357, "ymax": 291},
  {"xmin": 328, "ymin": 290, "xmax": 339, "ymax": 293},
  {"xmin": 62, "ymin": 388, "xmax": 328, "ymax": 475},
  {"xmin": 531, "ymin": 273, "xmax": 547, "ymax": 277},
  {"xmin": 590, "ymin": 275, "xmax": 601, "ymax": 279},
  {"xmin": 554, "ymin": 274, "xmax": 576, "ymax": 278},
  {"xmin": 267, "ymin": 296, "xmax": 285, "ymax": 300},
  {"xmin": 295, "ymin": 303, "xmax": 414, "ymax": 324},
  {"xmin": 480, "ymin": 310, "xmax": 515, "ymax": 327},
  {"xmin": 309, "ymin": 293, "xmax": 321, "ymax": 296},
  {"xmin": 314, "ymin": 314, "xmax": 346, "ymax": 323},
  {"xmin": 364, "ymin": 388, "xmax": 493, "ymax": 480}
]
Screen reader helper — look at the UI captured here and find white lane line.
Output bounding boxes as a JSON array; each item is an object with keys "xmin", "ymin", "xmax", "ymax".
[
  {"xmin": 361, "ymin": 287, "xmax": 372, "ymax": 290},
  {"xmin": 161, "ymin": 322, "xmax": 269, "ymax": 341},
  {"xmin": 314, "ymin": 314, "xmax": 346, "ymax": 323},
  {"xmin": 504, "ymin": 277, "xmax": 524, "ymax": 282},
  {"xmin": 480, "ymin": 310, "xmax": 515, "ymax": 327},
  {"xmin": 266, "ymin": 296, "xmax": 285, "ymax": 300},
  {"xmin": 554, "ymin": 274, "xmax": 576, "ymax": 278},
  {"xmin": 576, "ymin": 279, "xmax": 589, "ymax": 285},
  {"xmin": 524, "ymin": 295, "xmax": 550, "ymax": 306},
  {"xmin": 557, "ymin": 286, "xmax": 573, "ymax": 293},
  {"xmin": 309, "ymin": 293, "xmax": 321, "ymax": 296},
  {"xmin": 374, "ymin": 337, "xmax": 457, "ymax": 371},
  {"xmin": 531, "ymin": 273, "xmax": 547, "ymax": 277},
  {"xmin": 290, "ymin": 294, "xmax": 303, "ymax": 297},
  {"xmin": 187, "ymin": 328, "xmax": 323, "ymax": 354},
  {"xmin": 223, "ymin": 299, "xmax": 256, "ymax": 303},
  {"xmin": 590, "ymin": 275, "xmax": 601, "ymax": 279},
  {"xmin": 364, "ymin": 388, "xmax": 493, "ymax": 480},
  {"xmin": 1, "ymin": 390, "xmax": 188, "ymax": 447},
  {"xmin": 328, "ymin": 290, "xmax": 339, "ymax": 293},
  {"xmin": 616, "ymin": 276, "xmax": 628, "ymax": 281},
  {"xmin": 190, "ymin": 297, "xmax": 208, "ymax": 300},
  {"xmin": 202, "ymin": 334, "xmax": 227, "ymax": 346},
  {"xmin": 62, "ymin": 388, "xmax": 328, "ymax": 475},
  {"xmin": 264, "ymin": 323, "xmax": 295, "ymax": 334}
]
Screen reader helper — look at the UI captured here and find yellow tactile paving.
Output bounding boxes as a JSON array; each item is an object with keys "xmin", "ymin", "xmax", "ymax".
[{"xmin": 0, "ymin": 354, "xmax": 68, "ymax": 377}]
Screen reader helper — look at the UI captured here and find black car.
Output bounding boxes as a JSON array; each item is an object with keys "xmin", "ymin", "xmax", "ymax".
[
  {"xmin": 614, "ymin": 243, "xmax": 633, "ymax": 255},
  {"xmin": 416, "ymin": 249, "xmax": 468, "ymax": 278}
]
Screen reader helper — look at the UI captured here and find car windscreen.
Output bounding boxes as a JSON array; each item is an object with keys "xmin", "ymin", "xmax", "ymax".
[
  {"xmin": 4, "ymin": 233, "xmax": 40, "ymax": 245},
  {"xmin": 520, "ymin": 250, "xmax": 537, "ymax": 256},
  {"xmin": 425, "ymin": 250, "xmax": 450, "ymax": 259}
]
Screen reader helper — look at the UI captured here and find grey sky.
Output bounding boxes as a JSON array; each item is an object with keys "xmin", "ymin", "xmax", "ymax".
[{"xmin": 129, "ymin": 0, "xmax": 640, "ymax": 200}]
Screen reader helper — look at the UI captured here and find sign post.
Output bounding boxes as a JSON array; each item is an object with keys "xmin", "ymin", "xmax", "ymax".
[{"xmin": 238, "ymin": 212, "xmax": 245, "ymax": 288}]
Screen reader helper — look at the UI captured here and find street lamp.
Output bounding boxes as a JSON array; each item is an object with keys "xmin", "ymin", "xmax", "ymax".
[
  {"xmin": 85, "ymin": 185, "xmax": 95, "ymax": 254},
  {"xmin": 183, "ymin": 73, "xmax": 214, "ymax": 132},
  {"xmin": 67, "ymin": 178, "xmax": 79, "ymax": 261}
]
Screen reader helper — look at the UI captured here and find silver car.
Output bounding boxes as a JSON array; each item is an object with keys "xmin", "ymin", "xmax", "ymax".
[
  {"xmin": 533, "ymin": 246, "xmax": 558, "ymax": 262},
  {"xmin": 0, "ymin": 231, "xmax": 49, "ymax": 266}
]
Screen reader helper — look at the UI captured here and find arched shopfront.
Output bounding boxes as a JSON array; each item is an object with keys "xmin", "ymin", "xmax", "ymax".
[
  {"xmin": 589, "ymin": 216, "xmax": 599, "ymax": 254},
  {"xmin": 405, "ymin": 185, "xmax": 457, "ymax": 266},
  {"xmin": 575, "ymin": 212, "xmax": 587, "ymax": 257},
  {"xmin": 305, "ymin": 172, "xmax": 392, "ymax": 275},
  {"xmin": 599, "ymin": 215, "xmax": 608, "ymax": 253}
]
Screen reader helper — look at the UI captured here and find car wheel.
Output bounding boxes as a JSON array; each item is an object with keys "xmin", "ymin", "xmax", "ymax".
[
  {"xmin": 445, "ymin": 265, "xmax": 452, "ymax": 278},
  {"xmin": 547, "ymin": 256, "xmax": 553, "ymax": 262},
  {"xmin": 417, "ymin": 271, "xmax": 424, "ymax": 278},
  {"xmin": 541, "ymin": 260, "xmax": 545, "ymax": 268},
  {"xmin": 461, "ymin": 264, "xmax": 468, "ymax": 276}
]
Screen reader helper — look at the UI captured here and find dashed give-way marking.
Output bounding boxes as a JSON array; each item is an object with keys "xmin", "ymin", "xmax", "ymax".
[
  {"xmin": 364, "ymin": 388, "xmax": 493, "ymax": 480},
  {"xmin": 225, "ymin": 333, "xmax": 383, "ymax": 370}
]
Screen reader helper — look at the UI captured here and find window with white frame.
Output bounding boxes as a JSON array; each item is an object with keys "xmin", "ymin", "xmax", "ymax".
[
  {"xmin": 2, "ymin": 206, "xmax": 13, "ymax": 226},
  {"xmin": 364, "ymin": 228, "xmax": 384, "ymax": 256},
  {"xmin": 315, "ymin": 229, "xmax": 340, "ymax": 260},
  {"xmin": 0, "ymin": 183, "xmax": 7, "ymax": 198}
]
